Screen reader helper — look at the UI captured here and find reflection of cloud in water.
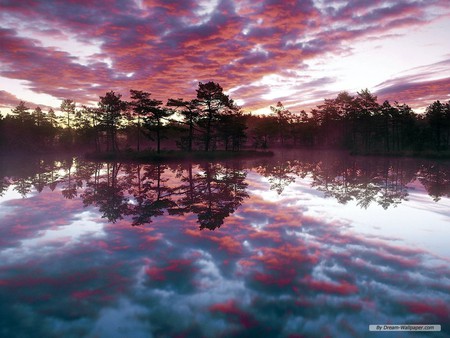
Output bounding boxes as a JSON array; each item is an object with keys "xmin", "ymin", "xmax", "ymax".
[{"xmin": 0, "ymin": 160, "xmax": 449, "ymax": 337}]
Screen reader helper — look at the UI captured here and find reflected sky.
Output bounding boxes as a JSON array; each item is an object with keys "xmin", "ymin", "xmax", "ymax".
[{"xmin": 0, "ymin": 153, "xmax": 449, "ymax": 337}]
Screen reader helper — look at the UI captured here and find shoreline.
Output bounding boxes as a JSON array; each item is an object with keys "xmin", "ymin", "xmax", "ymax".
[{"xmin": 84, "ymin": 149, "xmax": 275, "ymax": 162}]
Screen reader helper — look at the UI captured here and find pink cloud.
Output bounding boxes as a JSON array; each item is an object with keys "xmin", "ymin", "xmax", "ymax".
[
  {"xmin": 376, "ymin": 76, "xmax": 450, "ymax": 109},
  {"xmin": 209, "ymin": 299, "xmax": 258, "ymax": 329},
  {"xmin": 301, "ymin": 276, "xmax": 358, "ymax": 295},
  {"xmin": 146, "ymin": 258, "xmax": 197, "ymax": 281},
  {"xmin": 0, "ymin": 90, "xmax": 23, "ymax": 108},
  {"xmin": 1, "ymin": 1, "xmax": 448, "ymax": 111},
  {"xmin": 401, "ymin": 300, "xmax": 450, "ymax": 321}
]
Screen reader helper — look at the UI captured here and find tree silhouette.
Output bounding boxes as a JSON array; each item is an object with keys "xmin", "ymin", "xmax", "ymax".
[
  {"xmin": 196, "ymin": 81, "xmax": 233, "ymax": 151},
  {"xmin": 11, "ymin": 101, "xmax": 31, "ymax": 123},
  {"xmin": 98, "ymin": 91, "xmax": 127, "ymax": 153},
  {"xmin": 167, "ymin": 98, "xmax": 200, "ymax": 151},
  {"xmin": 13, "ymin": 177, "xmax": 33, "ymax": 197},
  {"xmin": 248, "ymin": 115, "xmax": 278, "ymax": 149},
  {"xmin": 75, "ymin": 161, "xmax": 249, "ymax": 229},
  {"xmin": 218, "ymin": 104, "xmax": 247, "ymax": 151},
  {"xmin": 60, "ymin": 99, "xmax": 76, "ymax": 129},
  {"xmin": 47, "ymin": 108, "xmax": 58, "ymax": 128},
  {"xmin": 129, "ymin": 89, "xmax": 162, "ymax": 152},
  {"xmin": 425, "ymin": 100, "xmax": 450, "ymax": 151},
  {"xmin": 2, "ymin": 83, "xmax": 450, "ymax": 156},
  {"xmin": 270, "ymin": 102, "xmax": 293, "ymax": 146},
  {"xmin": 144, "ymin": 103, "xmax": 171, "ymax": 154},
  {"xmin": 0, "ymin": 176, "xmax": 10, "ymax": 197},
  {"xmin": 32, "ymin": 106, "xmax": 46, "ymax": 127}
]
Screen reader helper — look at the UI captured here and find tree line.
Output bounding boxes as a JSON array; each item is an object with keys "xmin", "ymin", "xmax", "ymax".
[
  {"xmin": 249, "ymin": 90, "xmax": 450, "ymax": 154},
  {"xmin": 0, "ymin": 81, "xmax": 246, "ymax": 154},
  {"xmin": 1, "ymin": 83, "xmax": 449, "ymax": 154}
]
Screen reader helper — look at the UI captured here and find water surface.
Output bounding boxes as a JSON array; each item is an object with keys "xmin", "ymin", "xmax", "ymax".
[{"xmin": 0, "ymin": 151, "xmax": 449, "ymax": 337}]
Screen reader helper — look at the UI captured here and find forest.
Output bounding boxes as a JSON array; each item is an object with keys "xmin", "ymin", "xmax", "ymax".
[{"xmin": 1, "ymin": 81, "xmax": 449, "ymax": 156}]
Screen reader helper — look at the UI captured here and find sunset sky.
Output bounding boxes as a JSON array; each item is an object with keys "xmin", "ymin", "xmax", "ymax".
[{"xmin": 1, "ymin": 0, "xmax": 449, "ymax": 116}]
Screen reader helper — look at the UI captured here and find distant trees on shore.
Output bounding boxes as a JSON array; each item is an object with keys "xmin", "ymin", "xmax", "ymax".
[
  {"xmin": 247, "ymin": 90, "xmax": 450, "ymax": 154},
  {"xmin": 1, "ymin": 82, "xmax": 449, "ymax": 154}
]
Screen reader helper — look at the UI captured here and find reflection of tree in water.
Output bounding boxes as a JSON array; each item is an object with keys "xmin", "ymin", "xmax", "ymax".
[
  {"xmin": 1, "ymin": 155, "xmax": 449, "ymax": 223},
  {"xmin": 418, "ymin": 162, "xmax": 450, "ymax": 202},
  {"xmin": 32, "ymin": 160, "xmax": 52, "ymax": 193},
  {"xmin": 377, "ymin": 159, "xmax": 412, "ymax": 209},
  {"xmin": 13, "ymin": 177, "xmax": 33, "ymax": 198},
  {"xmin": 165, "ymin": 162, "xmax": 249, "ymax": 230},
  {"xmin": 78, "ymin": 161, "xmax": 249, "ymax": 230},
  {"xmin": 311, "ymin": 158, "xmax": 414, "ymax": 209},
  {"xmin": 184, "ymin": 163, "xmax": 248, "ymax": 230},
  {"xmin": 61, "ymin": 158, "xmax": 79, "ymax": 199},
  {"xmin": 0, "ymin": 176, "xmax": 9, "ymax": 197},
  {"xmin": 255, "ymin": 160, "xmax": 306, "ymax": 195},
  {"xmin": 81, "ymin": 163, "xmax": 130, "ymax": 223},
  {"xmin": 0, "ymin": 156, "xmax": 69, "ymax": 197},
  {"xmin": 310, "ymin": 160, "xmax": 359, "ymax": 205},
  {"xmin": 255, "ymin": 155, "xmax": 424, "ymax": 209},
  {"xmin": 127, "ymin": 163, "xmax": 176, "ymax": 226}
]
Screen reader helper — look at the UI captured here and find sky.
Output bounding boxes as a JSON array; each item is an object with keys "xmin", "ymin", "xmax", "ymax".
[{"xmin": 1, "ymin": 0, "xmax": 450, "ymax": 116}]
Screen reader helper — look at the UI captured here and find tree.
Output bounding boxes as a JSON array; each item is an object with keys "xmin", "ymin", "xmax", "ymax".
[
  {"xmin": 32, "ymin": 106, "xmax": 46, "ymax": 127},
  {"xmin": 167, "ymin": 98, "xmax": 200, "ymax": 151},
  {"xmin": 256, "ymin": 161, "xmax": 297, "ymax": 195},
  {"xmin": 143, "ymin": 102, "xmax": 171, "ymax": 154},
  {"xmin": 426, "ymin": 100, "xmax": 447, "ymax": 151},
  {"xmin": 354, "ymin": 89, "xmax": 380, "ymax": 151},
  {"xmin": 76, "ymin": 105, "xmax": 100, "ymax": 150},
  {"xmin": 196, "ymin": 81, "xmax": 233, "ymax": 151},
  {"xmin": 217, "ymin": 103, "xmax": 247, "ymax": 151},
  {"xmin": 11, "ymin": 101, "xmax": 31, "ymax": 123},
  {"xmin": 60, "ymin": 99, "xmax": 76, "ymax": 129},
  {"xmin": 378, "ymin": 100, "xmax": 395, "ymax": 152},
  {"xmin": 47, "ymin": 108, "xmax": 58, "ymax": 128},
  {"xmin": 98, "ymin": 91, "xmax": 127, "ymax": 153},
  {"xmin": 307, "ymin": 92, "xmax": 357, "ymax": 148},
  {"xmin": 248, "ymin": 115, "xmax": 278, "ymax": 149},
  {"xmin": 270, "ymin": 101, "xmax": 293, "ymax": 146},
  {"xmin": 445, "ymin": 101, "xmax": 450, "ymax": 148},
  {"xmin": 191, "ymin": 163, "xmax": 248, "ymax": 230},
  {"xmin": 129, "ymin": 90, "xmax": 162, "ymax": 152}
]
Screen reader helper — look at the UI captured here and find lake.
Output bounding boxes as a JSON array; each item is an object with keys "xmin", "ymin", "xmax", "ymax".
[{"xmin": 0, "ymin": 150, "xmax": 449, "ymax": 337}]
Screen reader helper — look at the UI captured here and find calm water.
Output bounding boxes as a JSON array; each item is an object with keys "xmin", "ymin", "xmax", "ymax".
[{"xmin": 0, "ymin": 151, "xmax": 449, "ymax": 337}]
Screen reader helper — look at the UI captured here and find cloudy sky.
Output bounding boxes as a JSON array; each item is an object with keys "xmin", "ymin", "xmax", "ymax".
[{"xmin": 1, "ymin": 0, "xmax": 450, "ymax": 115}]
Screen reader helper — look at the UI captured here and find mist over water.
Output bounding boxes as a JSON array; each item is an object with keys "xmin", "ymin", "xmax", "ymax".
[{"xmin": 0, "ymin": 150, "xmax": 449, "ymax": 337}]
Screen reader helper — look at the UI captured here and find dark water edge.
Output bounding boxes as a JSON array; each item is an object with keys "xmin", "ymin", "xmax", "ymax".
[
  {"xmin": 350, "ymin": 149, "xmax": 450, "ymax": 159},
  {"xmin": 84, "ymin": 149, "xmax": 274, "ymax": 162}
]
